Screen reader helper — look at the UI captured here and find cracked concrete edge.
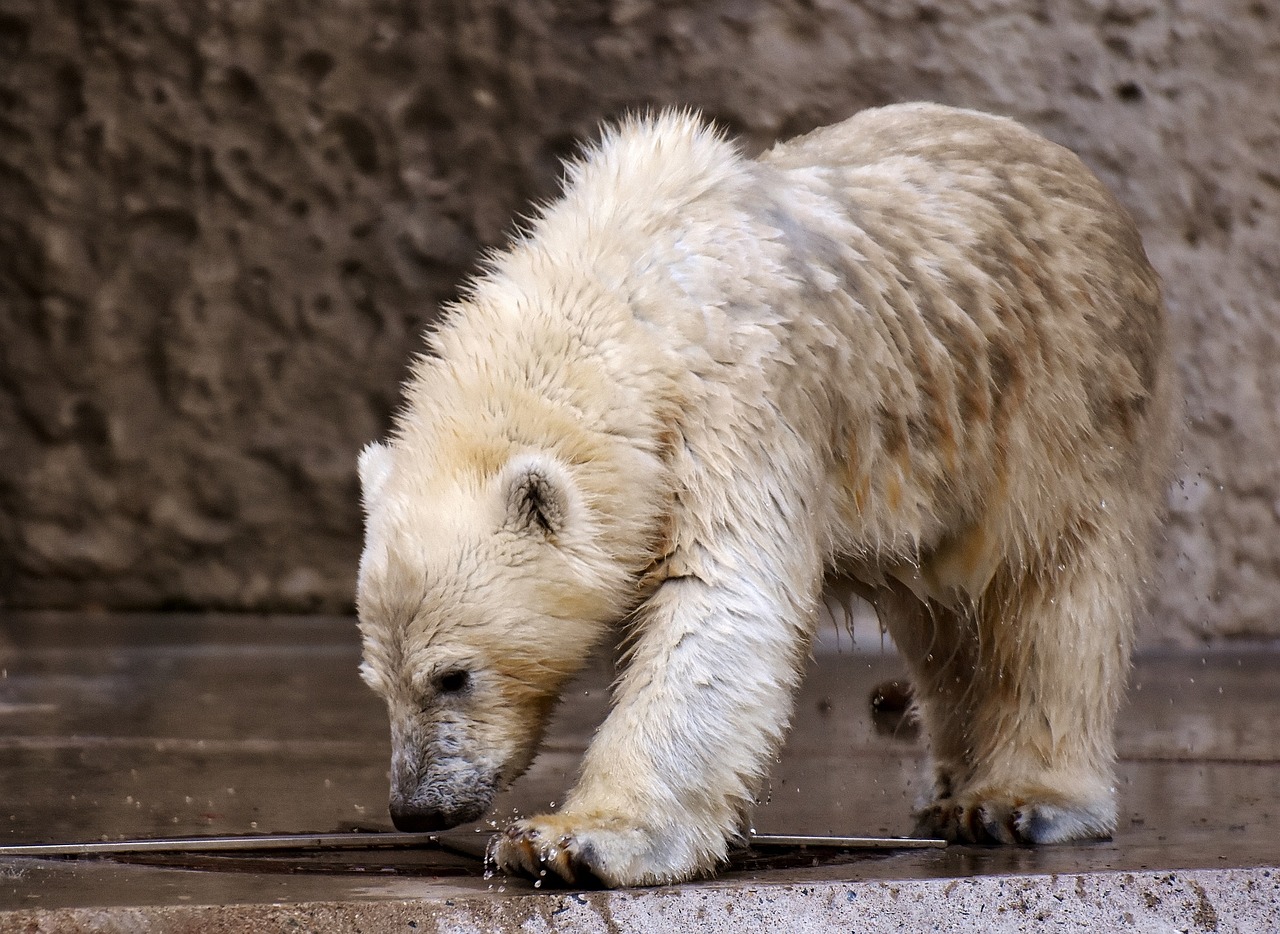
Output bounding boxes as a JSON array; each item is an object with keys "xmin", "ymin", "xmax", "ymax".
[{"xmin": 1, "ymin": 867, "xmax": 1274, "ymax": 933}]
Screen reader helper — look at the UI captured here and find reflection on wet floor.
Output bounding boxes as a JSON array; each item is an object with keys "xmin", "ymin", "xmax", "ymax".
[{"xmin": 0, "ymin": 612, "xmax": 1277, "ymax": 907}]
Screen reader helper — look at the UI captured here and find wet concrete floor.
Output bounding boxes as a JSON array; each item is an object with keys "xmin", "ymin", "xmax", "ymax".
[{"xmin": 0, "ymin": 612, "xmax": 1277, "ymax": 916}]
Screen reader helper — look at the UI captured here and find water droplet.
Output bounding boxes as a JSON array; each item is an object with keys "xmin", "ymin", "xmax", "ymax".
[{"xmin": 483, "ymin": 838, "xmax": 497, "ymax": 880}]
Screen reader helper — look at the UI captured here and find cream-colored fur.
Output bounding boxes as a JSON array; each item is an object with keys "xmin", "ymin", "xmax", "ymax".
[{"xmin": 356, "ymin": 103, "xmax": 1174, "ymax": 886}]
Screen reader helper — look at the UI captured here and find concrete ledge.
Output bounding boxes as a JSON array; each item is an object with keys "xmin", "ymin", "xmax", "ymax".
[{"xmin": 3, "ymin": 867, "xmax": 1275, "ymax": 933}]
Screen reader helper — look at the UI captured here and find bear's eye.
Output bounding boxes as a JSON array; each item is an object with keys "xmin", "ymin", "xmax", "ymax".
[{"xmin": 436, "ymin": 669, "xmax": 470, "ymax": 694}]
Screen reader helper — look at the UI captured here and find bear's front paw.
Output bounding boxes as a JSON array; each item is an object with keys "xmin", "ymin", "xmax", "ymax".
[
  {"xmin": 490, "ymin": 812, "xmax": 710, "ymax": 888},
  {"xmin": 491, "ymin": 817, "xmax": 608, "ymax": 888},
  {"xmin": 915, "ymin": 785, "xmax": 1116, "ymax": 845}
]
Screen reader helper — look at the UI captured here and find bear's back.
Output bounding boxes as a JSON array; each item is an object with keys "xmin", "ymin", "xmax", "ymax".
[{"xmin": 751, "ymin": 104, "xmax": 1172, "ymax": 590}]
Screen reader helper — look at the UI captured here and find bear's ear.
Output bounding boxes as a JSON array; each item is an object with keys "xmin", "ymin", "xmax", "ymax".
[
  {"xmin": 358, "ymin": 441, "xmax": 395, "ymax": 512},
  {"xmin": 500, "ymin": 454, "xmax": 572, "ymax": 538}
]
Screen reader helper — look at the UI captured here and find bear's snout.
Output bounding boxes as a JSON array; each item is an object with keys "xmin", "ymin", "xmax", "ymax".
[
  {"xmin": 388, "ymin": 788, "xmax": 489, "ymax": 831},
  {"xmin": 388, "ymin": 752, "xmax": 495, "ymax": 832},
  {"xmin": 386, "ymin": 714, "xmax": 503, "ymax": 831},
  {"xmin": 389, "ymin": 799, "xmax": 455, "ymax": 833}
]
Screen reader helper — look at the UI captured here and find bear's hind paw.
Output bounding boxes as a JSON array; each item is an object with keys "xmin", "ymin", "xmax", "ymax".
[{"xmin": 915, "ymin": 788, "xmax": 1116, "ymax": 845}]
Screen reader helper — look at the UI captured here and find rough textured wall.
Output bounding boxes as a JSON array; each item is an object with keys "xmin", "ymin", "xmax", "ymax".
[{"xmin": 1, "ymin": 0, "xmax": 1277, "ymax": 639}]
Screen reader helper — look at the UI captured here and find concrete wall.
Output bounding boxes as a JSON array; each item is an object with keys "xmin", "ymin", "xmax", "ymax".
[{"xmin": 1, "ymin": 0, "xmax": 1277, "ymax": 641}]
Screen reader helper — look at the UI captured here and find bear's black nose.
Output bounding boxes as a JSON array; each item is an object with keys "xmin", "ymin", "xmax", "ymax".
[{"xmin": 389, "ymin": 801, "xmax": 451, "ymax": 833}]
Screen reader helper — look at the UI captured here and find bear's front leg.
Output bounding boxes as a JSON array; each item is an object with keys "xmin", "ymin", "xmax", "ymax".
[
  {"xmin": 493, "ymin": 465, "xmax": 825, "ymax": 886},
  {"xmin": 492, "ymin": 579, "xmax": 816, "ymax": 886}
]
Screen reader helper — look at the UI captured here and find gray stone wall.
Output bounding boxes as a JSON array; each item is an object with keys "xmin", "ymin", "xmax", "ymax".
[{"xmin": 2, "ymin": 0, "xmax": 1276, "ymax": 640}]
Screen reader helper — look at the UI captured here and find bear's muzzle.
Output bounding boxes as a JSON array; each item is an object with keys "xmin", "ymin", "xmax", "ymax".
[
  {"xmin": 388, "ymin": 739, "xmax": 497, "ymax": 832},
  {"xmin": 388, "ymin": 796, "xmax": 485, "ymax": 832}
]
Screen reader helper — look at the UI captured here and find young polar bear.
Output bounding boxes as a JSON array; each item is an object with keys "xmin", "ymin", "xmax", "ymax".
[{"xmin": 356, "ymin": 103, "xmax": 1173, "ymax": 887}]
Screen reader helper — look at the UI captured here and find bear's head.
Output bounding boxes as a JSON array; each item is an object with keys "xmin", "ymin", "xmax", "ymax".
[{"xmin": 355, "ymin": 440, "xmax": 628, "ymax": 832}]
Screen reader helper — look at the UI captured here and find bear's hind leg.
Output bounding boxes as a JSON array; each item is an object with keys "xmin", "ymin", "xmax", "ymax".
[
  {"xmin": 916, "ymin": 521, "xmax": 1137, "ymax": 845},
  {"xmin": 872, "ymin": 585, "xmax": 977, "ymax": 814}
]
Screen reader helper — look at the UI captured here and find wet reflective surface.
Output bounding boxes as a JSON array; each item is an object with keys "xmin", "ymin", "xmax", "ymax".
[{"xmin": 0, "ymin": 613, "xmax": 1276, "ymax": 909}]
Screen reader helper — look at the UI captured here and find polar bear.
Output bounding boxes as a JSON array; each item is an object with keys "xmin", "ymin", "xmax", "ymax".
[{"xmin": 355, "ymin": 103, "xmax": 1173, "ymax": 887}]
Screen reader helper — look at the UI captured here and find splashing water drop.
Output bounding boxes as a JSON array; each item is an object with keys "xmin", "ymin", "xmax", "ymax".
[{"xmin": 483, "ymin": 837, "xmax": 497, "ymax": 881}]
